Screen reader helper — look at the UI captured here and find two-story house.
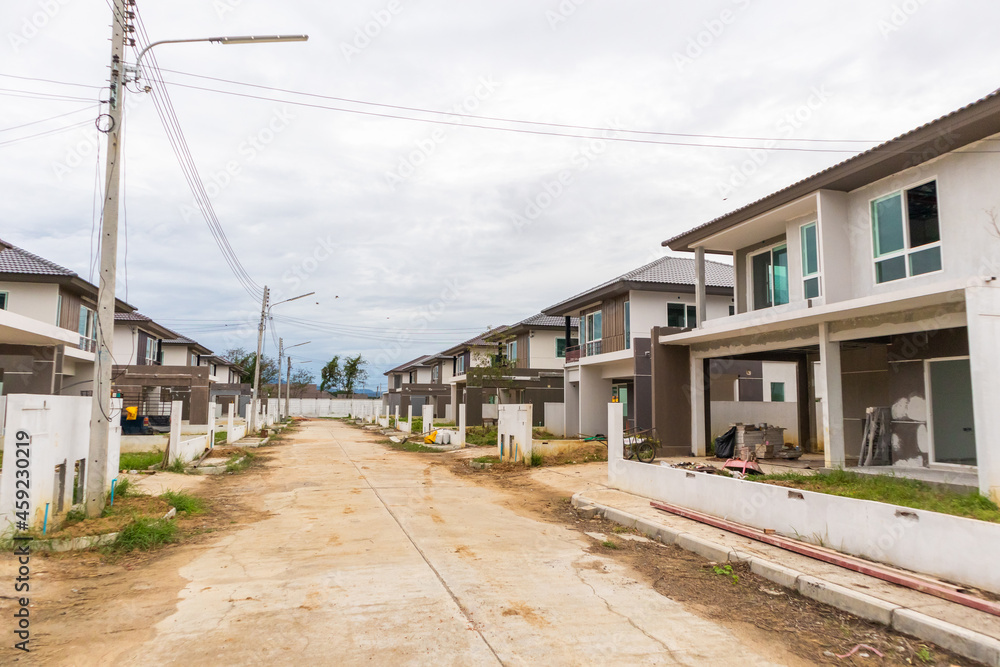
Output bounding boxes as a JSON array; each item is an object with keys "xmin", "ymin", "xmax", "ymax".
[
  {"xmin": 654, "ymin": 88, "xmax": 1000, "ymax": 501},
  {"xmin": 383, "ymin": 354, "xmax": 451, "ymax": 421},
  {"xmin": 0, "ymin": 239, "xmax": 132, "ymax": 396},
  {"xmin": 543, "ymin": 256, "xmax": 735, "ymax": 440},
  {"xmin": 441, "ymin": 329, "xmax": 507, "ymax": 425}
]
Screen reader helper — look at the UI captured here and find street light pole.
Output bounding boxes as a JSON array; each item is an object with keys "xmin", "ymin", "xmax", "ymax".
[
  {"xmin": 281, "ymin": 340, "xmax": 309, "ymax": 419},
  {"xmin": 85, "ymin": 0, "xmax": 128, "ymax": 518},
  {"xmin": 84, "ymin": 19, "xmax": 307, "ymax": 517}
]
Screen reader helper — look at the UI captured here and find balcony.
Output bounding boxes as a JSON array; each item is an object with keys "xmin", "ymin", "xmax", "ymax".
[
  {"xmin": 565, "ymin": 340, "xmax": 601, "ymax": 363},
  {"xmin": 79, "ymin": 336, "xmax": 97, "ymax": 352}
]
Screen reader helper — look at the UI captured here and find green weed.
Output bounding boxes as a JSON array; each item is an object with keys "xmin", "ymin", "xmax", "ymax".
[
  {"xmin": 713, "ymin": 564, "xmax": 739, "ymax": 584},
  {"xmin": 159, "ymin": 491, "xmax": 205, "ymax": 515},
  {"xmin": 119, "ymin": 451, "xmax": 164, "ymax": 471},
  {"xmin": 601, "ymin": 540, "xmax": 618, "ymax": 549},
  {"xmin": 109, "ymin": 516, "xmax": 178, "ymax": 552}
]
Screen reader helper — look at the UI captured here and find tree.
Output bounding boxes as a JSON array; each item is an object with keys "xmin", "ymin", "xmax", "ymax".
[
  {"xmin": 290, "ymin": 367, "xmax": 315, "ymax": 398},
  {"xmin": 342, "ymin": 354, "xmax": 368, "ymax": 396},
  {"xmin": 225, "ymin": 347, "xmax": 278, "ymax": 385},
  {"xmin": 319, "ymin": 355, "xmax": 342, "ymax": 393}
]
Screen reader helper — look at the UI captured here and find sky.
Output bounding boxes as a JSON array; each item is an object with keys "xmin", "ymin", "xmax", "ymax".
[{"xmin": 2, "ymin": 0, "xmax": 999, "ymax": 390}]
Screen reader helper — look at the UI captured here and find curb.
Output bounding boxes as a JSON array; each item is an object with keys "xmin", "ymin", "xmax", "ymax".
[{"xmin": 572, "ymin": 493, "xmax": 1000, "ymax": 667}]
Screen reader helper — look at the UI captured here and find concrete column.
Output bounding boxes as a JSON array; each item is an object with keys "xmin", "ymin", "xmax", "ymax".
[
  {"xmin": 168, "ymin": 400, "xmax": 183, "ymax": 464},
  {"xmin": 458, "ymin": 403, "xmax": 467, "ymax": 447},
  {"xmin": 422, "ymin": 404, "xmax": 433, "ymax": 433},
  {"xmin": 227, "ymin": 403, "xmax": 235, "ymax": 445},
  {"xmin": 207, "ymin": 402, "xmax": 217, "ymax": 450},
  {"xmin": 694, "ymin": 246, "xmax": 707, "ymax": 327},
  {"xmin": 394, "ymin": 405, "xmax": 400, "ymax": 429},
  {"xmin": 818, "ymin": 323, "xmax": 846, "ymax": 468},
  {"xmin": 407, "ymin": 404, "xmax": 413, "ymax": 432},
  {"xmin": 690, "ymin": 355, "xmax": 707, "ymax": 456},
  {"xmin": 966, "ymin": 285, "xmax": 1000, "ymax": 501},
  {"xmin": 607, "ymin": 401, "xmax": 624, "ymax": 487}
]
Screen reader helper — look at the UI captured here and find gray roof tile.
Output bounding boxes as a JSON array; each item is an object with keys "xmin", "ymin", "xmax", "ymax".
[{"xmin": 0, "ymin": 239, "xmax": 78, "ymax": 276}]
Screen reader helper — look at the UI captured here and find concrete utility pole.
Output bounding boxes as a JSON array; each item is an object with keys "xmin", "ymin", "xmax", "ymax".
[
  {"xmin": 250, "ymin": 286, "xmax": 269, "ymax": 434},
  {"xmin": 277, "ymin": 337, "xmax": 284, "ymax": 420},
  {"xmin": 85, "ymin": 0, "xmax": 128, "ymax": 518},
  {"xmin": 286, "ymin": 356, "xmax": 292, "ymax": 420}
]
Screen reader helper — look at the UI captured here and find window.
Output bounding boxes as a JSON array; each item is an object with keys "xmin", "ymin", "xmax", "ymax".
[
  {"xmin": 624, "ymin": 300, "xmax": 631, "ymax": 349},
  {"xmin": 431, "ymin": 365, "xmax": 439, "ymax": 383},
  {"xmin": 556, "ymin": 337, "xmax": 578, "ymax": 358},
  {"xmin": 770, "ymin": 382, "xmax": 785, "ymax": 402},
  {"xmin": 667, "ymin": 303, "xmax": 697, "ymax": 328},
  {"xmin": 456, "ymin": 355, "xmax": 466, "ymax": 374},
  {"xmin": 0, "ymin": 291, "xmax": 7, "ymax": 310},
  {"xmin": 729, "ymin": 305, "xmax": 735, "ymax": 316},
  {"xmin": 506, "ymin": 340, "xmax": 517, "ymax": 362},
  {"xmin": 583, "ymin": 309, "xmax": 602, "ymax": 355},
  {"xmin": 408, "ymin": 371, "xmax": 414, "ymax": 384},
  {"xmin": 872, "ymin": 180, "xmax": 942, "ymax": 283},
  {"xmin": 801, "ymin": 222, "xmax": 821, "ymax": 299},
  {"xmin": 78, "ymin": 305, "xmax": 96, "ymax": 351},
  {"xmin": 145, "ymin": 338, "xmax": 159, "ymax": 365},
  {"xmin": 750, "ymin": 244, "xmax": 789, "ymax": 310}
]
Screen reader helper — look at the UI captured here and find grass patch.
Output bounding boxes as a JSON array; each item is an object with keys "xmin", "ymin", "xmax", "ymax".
[
  {"xmin": 464, "ymin": 426, "xmax": 497, "ymax": 447},
  {"xmin": 225, "ymin": 451, "xmax": 256, "ymax": 473},
  {"xmin": 63, "ymin": 507, "xmax": 87, "ymax": 526},
  {"xmin": 753, "ymin": 469, "xmax": 1000, "ymax": 522},
  {"xmin": 214, "ymin": 431, "xmax": 228, "ymax": 444},
  {"xmin": 410, "ymin": 417, "xmax": 423, "ymax": 433},
  {"xmin": 109, "ymin": 516, "xmax": 178, "ymax": 552},
  {"xmin": 601, "ymin": 539, "xmax": 618, "ymax": 549},
  {"xmin": 532, "ymin": 428, "xmax": 559, "ymax": 439},
  {"xmin": 380, "ymin": 438, "xmax": 439, "ymax": 453},
  {"xmin": 164, "ymin": 457, "xmax": 187, "ymax": 474},
  {"xmin": 472, "ymin": 455, "xmax": 500, "ymax": 464},
  {"xmin": 433, "ymin": 420, "xmax": 455, "ymax": 427},
  {"xmin": 119, "ymin": 451, "xmax": 164, "ymax": 471},
  {"xmin": 160, "ymin": 490, "xmax": 205, "ymax": 515},
  {"xmin": 529, "ymin": 451, "xmax": 544, "ymax": 467},
  {"xmin": 111, "ymin": 476, "xmax": 136, "ymax": 500}
]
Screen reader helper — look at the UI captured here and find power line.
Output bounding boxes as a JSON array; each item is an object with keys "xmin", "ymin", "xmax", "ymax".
[
  {"xmin": 0, "ymin": 72, "xmax": 104, "ymax": 90},
  {"xmin": 156, "ymin": 67, "xmax": 887, "ymax": 145},
  {"xmin": 0, "ymin": 119, "xmax": 93, "ymax": 148},
  {"xmin": 0, "ymin": 105, "xmax": 95, "ymax": 133}
]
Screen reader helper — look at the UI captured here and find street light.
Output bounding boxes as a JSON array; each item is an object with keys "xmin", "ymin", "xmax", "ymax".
[
  {"xmin": 131, "ymin": 34, "xmax": 308, "ymax": 80},
  {"xmin": 84, "ymin": 1, "xmax": 307, "ymax": 519},
  {"xmin": 278, "ymin": 339, "xmax": 310, "ymax": 420}
]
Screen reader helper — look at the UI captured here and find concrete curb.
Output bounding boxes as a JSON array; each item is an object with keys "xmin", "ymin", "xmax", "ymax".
[{"xmin": 572, "ymin": 493, "xmax": 1000, "ymax": 667}]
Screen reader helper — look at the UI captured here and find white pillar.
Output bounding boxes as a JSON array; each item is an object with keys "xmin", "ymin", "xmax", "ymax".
[
  {"xmin": 607, "ymin": 401, "xmax": 624, "ymax": 487},
  {"xmin": 690, "ymin": 355, "xmax": 707, "ymax": 456},
  {"xmin": 407, "ymin": 404, "xmax": 413, "ymax": 431},
  {"xmin": 207, "ymin": 402, "xmax": 217, "ymax": 450},
  {"xmin": 394, "ymin": 405, "xmax": 400, "ymax": 429},
  {"xmin": 966, "ymin": 286, "xmax": 1000, "ymax": 501},
  {"xmin": 819, "ymin": 323, "xmax": 846, "ymax": 468},
  {"xmin": 422, "ymin": 404, "xmax": 433, "ymax": 433},
  {"xmin": 458, "ymin": 403, "xmax": 467, "ymax": 447},
  {"xmin": 168, "ymin": 400, "xmax": 183, "ymax": 464},
  {"xmin": 694, "ymin": 245, "xmax": 707, "ymax": 327},
  {"xmin": 227, "ymin": 403, "xmax": 235, "ymax": 445}
]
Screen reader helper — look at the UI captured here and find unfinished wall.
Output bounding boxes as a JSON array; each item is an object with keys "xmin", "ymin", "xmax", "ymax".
[
  {"xmin": 650, "ymin": 330, "xmax": 693, "ymax": 455},
  {"xmin": 498, "ymin": 404, "xmax": 532, "ymax": 463},
  {"xmin": 710, "ymin": 401, "xmax": 800, "ymax": 446}
]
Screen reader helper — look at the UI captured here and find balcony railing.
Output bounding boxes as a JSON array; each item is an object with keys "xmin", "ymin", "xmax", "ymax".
[
  {"xmin": 565, "ymin": 340, "xmax": 602, "ymax": 363},
  {"xmin": 79, "ymin": 336, "xmax": 96, "ymax": 352},
  {"xmin": 565, "ymin": 345, "xmax": 581, "ymax": 363}
]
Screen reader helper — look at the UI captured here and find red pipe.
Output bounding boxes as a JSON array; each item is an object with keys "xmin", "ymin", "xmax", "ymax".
[{"xmin": 650, "ymin": 500, "xmax": 1000, "ymax": 618}]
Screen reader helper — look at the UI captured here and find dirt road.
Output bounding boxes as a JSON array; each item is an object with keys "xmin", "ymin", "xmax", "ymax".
[{"xmin": 0, "ymin": 421, "xmax": 890, "ymax": 665}]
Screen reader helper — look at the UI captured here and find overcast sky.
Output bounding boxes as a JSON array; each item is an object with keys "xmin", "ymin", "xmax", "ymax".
[{"xmin": 3, "ymin": 0, "xmax": 999, "ymax": 389}]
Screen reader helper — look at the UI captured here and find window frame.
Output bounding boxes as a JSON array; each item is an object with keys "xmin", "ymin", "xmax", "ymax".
[
  {"xmin": 667, "ymin": 302, "xmax": 697, "ymax": 329},
  {"xmin": 747, "ymin": 241, "xmax": 790, "ymax": 311},
  {"xmin": 624, "ymin": 300, "xmax": 631, "ymax": 350},
  {"xmin": 145, "ymin": 337, "xmax": 159, "ymax": 365},
  {"xmin": 770, "ymin": 382, "xmax": 785, "ymax": 403},
  {"xmin": 456, "ymin": 354, "xmax": 466, "ymax": 374},
  {"xmin": 800, "ymin": 221, "xmax": 822, "ymax": 299},
  {"xmin": 0, "ymin": 291, "xmax": 8, "ymax": 311},
  {"xmin": 870, "ymin": 177, "xmax": 944, "ymax": 284},
  {"xmin": 583, "ymin": 308, "xmax": 602, "ymax": 356}
]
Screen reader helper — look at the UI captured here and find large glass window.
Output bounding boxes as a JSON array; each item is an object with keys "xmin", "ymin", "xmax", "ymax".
[
  {"xmin": 624, "ymin": 300, "xmax": 630, "ymax": 349},
  {"xmin": 750, "ymin": 244, "xmax": 789, "ymax": 310},
  {"xmin": 0, "ymin": 292, "xmax": 7, "ymax": 310},
  {"xmin": 801, "ymin": 222, "xmax": 821, "ymax": 299},
  {"xmin": 872, "ymin": 180, "xmax": 942, "ymax": 283},
  {"xmin": 584, "ymin": 310, "xmax": 602, "ymax": 356},
  {"xmin": 667, "ymin": 303, "xmax": 697, "ymax": 328}
]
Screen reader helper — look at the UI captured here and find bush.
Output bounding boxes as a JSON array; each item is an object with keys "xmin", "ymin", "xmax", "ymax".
[{"xmin": 529, "ymin": 451, "xmax": 544, "ymax": 467}]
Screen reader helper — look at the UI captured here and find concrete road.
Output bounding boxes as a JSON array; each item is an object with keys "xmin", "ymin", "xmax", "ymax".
[{"xmin": 116, "ymin": 420, "xmax": 792, "ymax": 666}]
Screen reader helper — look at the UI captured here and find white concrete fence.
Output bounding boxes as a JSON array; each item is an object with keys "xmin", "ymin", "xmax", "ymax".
[
  {"xmin": 604, "ymin": 402, "xmax": 1000, "ymax": 596},
  {"xmin": 265, "ymin": 397, "xmax": 381, "ymax": 418},
  {"xmin": 0, "ymin": 395, "xmax": 122, "ymax": 532},
  {"xmin": 498, "ymin": 404, "xmax": 533, "ymax": 463}
]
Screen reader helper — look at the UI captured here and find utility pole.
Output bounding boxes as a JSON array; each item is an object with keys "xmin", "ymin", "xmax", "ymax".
[
  {"xmin": 285, "ymin": 356, "xmax": 292, "ymax": 421},
  {"xmin": 277, "ymin": 337, "xmax": 283, "ymax": 420},
  {"xmin": 250, "ymin": 285, "xmax": 269, "ymax": 434},
  {"xmin": 85, "ymin": 0, "xmax": 129, "ymax": 518}
]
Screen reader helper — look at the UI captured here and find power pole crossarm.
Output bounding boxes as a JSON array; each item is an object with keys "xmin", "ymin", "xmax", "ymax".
[{"xmin": 85, "ymin": 0, "xmax": 128, "ymax": 518}]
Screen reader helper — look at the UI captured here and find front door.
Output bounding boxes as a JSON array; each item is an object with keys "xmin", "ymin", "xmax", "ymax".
[
  {"xmin": 612, "ymin": 383, "xmax": 631, "ymax": 430},
  {"xmin": 928, "ymin": 358, "xmax": 976, "ymax": 466}
]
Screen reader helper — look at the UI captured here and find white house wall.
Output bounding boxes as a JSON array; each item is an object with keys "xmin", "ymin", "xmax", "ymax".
[
  {"xmin": 0, "ymin": 282, "xmax": 60, "ymax": 326},
  {"xmin": 761, "ymin": 361, "xmax": 798, "ymax": 402},
  {"xmin": 629, "ymin": 290, "xmax": 732, "ymax": 341},
  {"xmin": 161, "ymin": 346, "xmax": 190, "ymax": 366},
  {"xmin": 528, "ymin": 329, "xmax": 566, "ymax": 370}
]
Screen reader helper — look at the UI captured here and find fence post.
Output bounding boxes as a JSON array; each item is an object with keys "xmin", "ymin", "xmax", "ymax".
[
  {"xmin": 167, "ymin": 400, "xmax": 183, "ymax": 465},
  {"xmin": 458, "ymin": 403, "xmax": 466, "ymax": 448},
  {"xmin": 227, "ymin": 403, "xmax": 235, "ymax": 445}
]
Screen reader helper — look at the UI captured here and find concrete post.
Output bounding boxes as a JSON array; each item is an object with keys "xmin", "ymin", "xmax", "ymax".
[
  {"xmin": 458, "ymin": 403, "xmax": 466, "ymax": 447},
  {"xmin": 227, "ymin": 403, "xmax": 235, "ymax": 445},
  {"xmin": 394, "ymin": 405, "xmax": 400, "ymax": 429},
  {"xmin": 168, "ymin": 400, "xmax": 183, "ymax": 465},
  {"xmin": 607, "ymin": 402, "xmax": 624, "ymax": 487},
  {"xmin": 422, "ymin": 404, "xmax": 433, "ymax": 433},
  {"xmin": 818, "ymin": 323, "xmax": 846, "ymax": 468},
  {"xmin": 207, "ymin": 401, "xmax": 217, "ymax": 450},
  {"xmin": 407, "ymin": 405, "xmax": 413, "ymax": 432},
  {"xmin": 965, "ymin": 285, "xmax": 1000, "ymax": 501},
  {"xmin": 690, "ymin": 355, "xmax": 707, "ymax": 456}
]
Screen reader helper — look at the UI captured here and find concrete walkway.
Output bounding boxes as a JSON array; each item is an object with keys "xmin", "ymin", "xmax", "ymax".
[
  {"xmin": 120, "ymin": 420, "xmax": 793, "ymax": 665},
  {"xmin": 531, "ymin": 463, "xmax": 1000, "ymax": 666}
]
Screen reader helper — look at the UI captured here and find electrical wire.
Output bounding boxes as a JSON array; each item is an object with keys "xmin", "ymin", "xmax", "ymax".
[
  {"xmin": 130, "ymin": 4, "xmax": 264, "ymax": 302},
  {"xmin": 0, "ymin": 73, "xmax": 104, "ymax": 90},
  {"xmin": 0, "ymin": 119, "xmax": 92, "ymax": 148},
  {"xmin": 0, "ymin": 87, "xmax": 98, "ymax": 102},
  {"xmin": 157, "ymin": 67, "xmax": 888, "ymax": 146},
  {"xmin": 0, "ymin": 105, "xmax": 95, "ymax": 133}
]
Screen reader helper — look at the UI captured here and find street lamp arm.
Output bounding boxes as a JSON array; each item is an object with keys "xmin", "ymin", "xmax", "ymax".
[{"xmin": 133, "ymin": 34, "xmax": 308, "ymax": 76}]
